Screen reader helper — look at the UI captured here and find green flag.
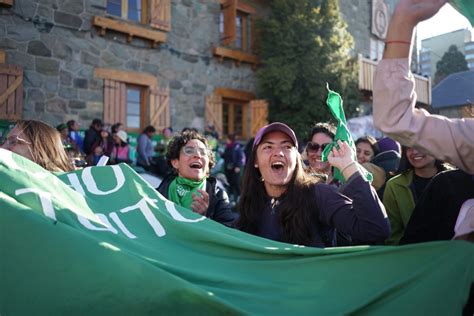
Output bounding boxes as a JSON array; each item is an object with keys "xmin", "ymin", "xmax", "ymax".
[
  {"xmin": 1, "ymin": 150, "xmax": 473, "ymax": 315},
  {"xmin": 450, "ymin": 0, "xmax": 474, "ymax": 26},
  {"xmin": 322, "ymin": 84, "xmax": 373, "ymax": 183}
]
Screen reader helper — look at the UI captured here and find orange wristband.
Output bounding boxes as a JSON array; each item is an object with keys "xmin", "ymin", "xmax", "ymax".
[{"xmin": 385, "ymin": 40, "xmax": 411, "ymax": 45}]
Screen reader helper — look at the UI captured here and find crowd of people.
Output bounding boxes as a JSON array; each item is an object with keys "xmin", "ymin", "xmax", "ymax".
[
  {"xmin": 0, "ymin": 0, "xmax": 472, "ymax": 312},
  {"xmin": 0, "ymin": 0, "xmax": 471, "ymax": 278}
]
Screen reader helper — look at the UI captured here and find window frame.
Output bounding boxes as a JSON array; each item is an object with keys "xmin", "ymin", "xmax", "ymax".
[{"xmin": 106, "ymin": 0, "xmax": 148, "ymax": 25}]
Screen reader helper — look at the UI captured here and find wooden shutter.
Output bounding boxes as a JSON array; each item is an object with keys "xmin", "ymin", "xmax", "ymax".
[
  {"xmin": 0, "ymin": 64, "xmax": 23, "ymax": 120},
  {"xmin": 103, "ymin": 79, "xmax": 127, "ymax": 126},
  {"xmin": 250, "ymin": 99, "xmax": 268, "ymax": 137},
  {"xmin": 222, "ymin": 0, "xmax": 237, "ymax": 45},
  {"xmin": 150, "ymin": 85, "xmax": 170, "ymax": 131},
  {"xmin": 150, "ymin": 0, "xmax": 171, "ymax": 31},
  {"xmin": 205, "ymin": 94, "xmax": 223, "ymax": 137}
]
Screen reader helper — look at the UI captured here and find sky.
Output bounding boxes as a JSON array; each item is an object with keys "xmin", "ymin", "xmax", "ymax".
[{"xmin": 416, "ymin": 3, "xmax": 473, "ymax": 46}]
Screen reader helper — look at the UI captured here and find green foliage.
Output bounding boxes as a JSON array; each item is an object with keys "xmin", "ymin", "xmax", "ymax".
[
  {"xmin": 256, "ymin": 0, "xmax": 359, "ymax": 140},
  {"xmin": 434, "ymin": 45, "xmax": 469, "ymax": 85}
]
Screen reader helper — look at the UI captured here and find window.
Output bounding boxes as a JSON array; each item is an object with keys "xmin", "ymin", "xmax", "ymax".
[
  {"xmin": 93, "ymin": 0, "xmax": 170, "ymax": 47},
  {"xmin": 420, "ymin": 53, "xmax": 430, "ymax": 61},
  {"xmin": 222, "ymin": 99, "xmax": 245, "ymax": 137},
  {"xmin": 206, "ymin": 88, "xmax": 268, "ymax": 140},
  {"xmin": 94, "ymin": 68, "xmax": 170, "ymax": 132},
  {"xmin": 465, "ymin": 53, "xmax": 474, "ymax": 60},
  {"xmin": 213, "ymin": 0, "xmax": 258, "ymax": 67},
  {"xmin": 126, "ymin": 86, "xmax": 145, "ymax": 129},
  {"xmin": 107, "ymin": 0, "xmax": 146, "ymax": 23},
  {"xmin": 220, "ymin": 10, "xmax": 252, "ymax": 53}
]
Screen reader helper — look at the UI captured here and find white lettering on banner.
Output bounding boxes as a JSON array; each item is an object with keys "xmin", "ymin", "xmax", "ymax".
[
  {"xmin": 66, "ymin": 173, "xmax": 86, "ymax": 196},
  {"xmin": 15, "ymin": 188, "xmax": 56, "ymax": 220},
  {"xmin": 120, "ymin": 198, "xmax": 166, "ymax": 237},
  {"xmin": 81, "ymin": 165, "xmax": 125, "ymax": 195},
  {"xmin": 78, "ymin": 213, "xmax": 118, "ymax": 234},
  {"xmin": 156, "ymin": 198, "xmax": 206, "ymax": 223},
  {"xmin": 109, "ymin": 212, "xmax": 137, "ymax": 239}
]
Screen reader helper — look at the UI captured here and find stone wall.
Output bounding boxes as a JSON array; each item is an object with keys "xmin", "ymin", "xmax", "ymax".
[{"xmin": 0, "ymin": 0, "xmax": 260, "ymax": 131}]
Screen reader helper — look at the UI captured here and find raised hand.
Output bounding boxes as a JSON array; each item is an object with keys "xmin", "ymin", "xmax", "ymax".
[
  {"xmin": 327, "ymin": 140, "xmax": 355, "ymax": 171},
  {"xmin": 191, "ymin": 188, "xmax": 209, "ymax": 215}
]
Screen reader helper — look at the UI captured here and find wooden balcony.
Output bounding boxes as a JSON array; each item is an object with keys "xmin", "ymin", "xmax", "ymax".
[
  {"xmin": 92, "ymin": 16, "xmax": 166, "ymax": 48},
  {"xmin": 358, "ymin": 55, "xmax": 431, "ymax": 105},
  {"xmin": 212, "ymin": 46, "xmax": 258, "ymax": 68}
]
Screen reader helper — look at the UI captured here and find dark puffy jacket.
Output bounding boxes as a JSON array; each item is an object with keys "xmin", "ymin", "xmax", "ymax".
[{"xmin": 157, "ymin": 174, "xmax": 237, "ymax": 227}]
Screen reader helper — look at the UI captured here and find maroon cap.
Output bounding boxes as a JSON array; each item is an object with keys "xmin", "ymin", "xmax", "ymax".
[{"xmin": 253, "ymin": 122, "xmax": 298, "ymax": 150}]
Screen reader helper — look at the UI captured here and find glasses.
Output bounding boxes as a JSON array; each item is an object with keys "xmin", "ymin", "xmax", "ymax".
[
  {"xmin": 0, "ymin": 135, "xmax": 31, "ymax": 149},
  {"xmin": 306, "ymin": 142, "xmax": 329, "ymax": 154},
  {"xmin": 182, "ymin": 146, "xmax": 208, "ymax": 157}
]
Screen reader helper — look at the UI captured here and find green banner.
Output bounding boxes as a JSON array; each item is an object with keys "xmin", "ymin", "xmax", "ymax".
[
  {"xmin": 451, "ymin": 0, "xmax": 474, "ymax": 26},
  {"xmin": 1, "ymin": 149, "xmax": 473, "ymax": 315}
]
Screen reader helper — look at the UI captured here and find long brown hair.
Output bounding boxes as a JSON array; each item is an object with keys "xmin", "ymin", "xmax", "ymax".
[
  {"xmin": 237, "ymin": 146, "xmax": 322, "ymax": 245},
  {"xmin": 15, "ymin": 120, "xmax": 74, "ymax": 172}
]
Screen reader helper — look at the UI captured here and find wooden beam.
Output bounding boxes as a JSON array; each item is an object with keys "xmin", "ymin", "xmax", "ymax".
[
  {"xmin": 212, "ymin": 46, "xmax": 258, "ymax": 66},
  {"xmin": 0, "ymin": 0, "xmax": 13, "ymax": 6},
  {"xmin": 215, "ymin": 87, "xmax": 255, "ymax": 101},
  {"xmin": 0, "ymin": 50, "xmax": 5, "ymax": 64},
  {"xmin": 94, "ymin": 68, "xmax": 158, "ymax": 87},
  {"xmin": 92, "ymin": 16, "xmax": 167, "ymax": 46}
]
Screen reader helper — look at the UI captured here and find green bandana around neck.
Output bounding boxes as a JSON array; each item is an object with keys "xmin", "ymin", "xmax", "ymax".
[{"xmin": 168, "ymin": 176, "xmax": 207, "ymax": 210}]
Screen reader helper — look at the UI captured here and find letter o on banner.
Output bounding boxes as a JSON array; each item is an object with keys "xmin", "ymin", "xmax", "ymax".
[{"xmin": 81, "ymin": 165, "xmax": 125, "ymax": 195}]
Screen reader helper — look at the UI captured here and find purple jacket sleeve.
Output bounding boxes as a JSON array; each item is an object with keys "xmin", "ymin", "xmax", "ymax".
[{"xmin": 315, "ymin": 173, "xmax": 390, "ymax": 243}]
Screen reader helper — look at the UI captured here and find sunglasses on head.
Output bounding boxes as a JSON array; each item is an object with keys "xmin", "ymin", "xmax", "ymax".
[
  {"xmin": 306, "ymin": 142, "xmax": 330, "ymax": 153},
  {"xmin": 182, "ymin": 146, "xmax": 208, "ymax": 157}
]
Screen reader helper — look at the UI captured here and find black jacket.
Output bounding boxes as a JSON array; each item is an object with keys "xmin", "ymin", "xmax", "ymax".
[
  {"xmin": 400, "ymin": 169, "xmax": 474, "ymax": 244},
  {"xmin": 157, "ymin": 173, "xmax": 237, "ymax": 227}
]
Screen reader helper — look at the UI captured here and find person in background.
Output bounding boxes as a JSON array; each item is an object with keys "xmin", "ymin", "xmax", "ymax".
[
  {"xmin": 110, "ymin": 130, "xmax": 132, "ymax": 165},
  {"xmin": 137, "ymin": 125, "xmax": 157, "ymax": 172},
  {"xmin": 222, "ymin": 133, "xmax": 245, "ymax": 203},
  {"xmin": 0, "ymin": 119, "xmax": 74, "ymax": 172},
  {"xmin": 236, "ymin": 122, "xmax": 389, "ymax": 247},
  {"xmin": 355, "ymin": 136, "xmax": 379, "ymax": 164},
  {"xmin": 400, "ymin": 169, "xmax": 474, "ymax": 244},
  {"xmin": 83, "ymin": 118, "xmax": 103, "ymax": 156},
  {"xmin": 67, "ymin": 120, "xmax": 84, "ymax": 152},
  {"xmin": 111, "ymin": 122, "xmax": 124, "ymax": 134},
  {"xmin": 305, "ymin": 122, "xmax": 337, "ymax": 184},
  {"xmin": 87, "ymin": 145, "xmax": 104, "ymax": 167},
  {"xmin": 383, "ymin": 146, "xmax": 449, "ymax": 245},
  {"xmin": 372, "ymin": 0, "xmax": 474, "ymax": 174},
  {"xmin": 157, "ymin": 130, "xmax": 236, "ymax": 227},
  {"xmin": 56, "ymin": 123, "xmax": 74, "ymax": 150}
]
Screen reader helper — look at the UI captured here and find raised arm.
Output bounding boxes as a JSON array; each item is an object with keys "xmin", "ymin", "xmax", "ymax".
[{"xmin": 373, "ymin": 0, "xmax": 474, "ymax": 174}]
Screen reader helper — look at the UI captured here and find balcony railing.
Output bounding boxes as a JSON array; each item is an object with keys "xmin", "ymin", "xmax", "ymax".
[{"xmin": 358, "ymin": 54, "xmax": 431, "ymax": 105}]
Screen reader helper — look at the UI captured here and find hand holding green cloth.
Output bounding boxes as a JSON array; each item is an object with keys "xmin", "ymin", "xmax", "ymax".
[
  {"xmin": 450, "ymin": 0, "xmax": 474, "ymax": 26},
  {"xmin": 321, "ymin": 84, "xmax": 373, "ymax": 183},
  {"xmin": 168, "ymin": 176, "xmax": 206, "ymax": 210}
]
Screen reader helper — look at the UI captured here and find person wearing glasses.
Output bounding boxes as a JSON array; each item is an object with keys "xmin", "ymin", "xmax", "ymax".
[
  {"xmin": 305, "ymin": 122, "xmax": 338, "ymax": 185},
  {"xmin": 236, "ymin": 122, "xmax": 389, "ymax": 247},
  {"xmin": 0, "ymin": 119, "xmax": 74, "ymax": 172},
  {"xmin": 157, "ymin": 130, "xmax": 236, "ymax": 227}
]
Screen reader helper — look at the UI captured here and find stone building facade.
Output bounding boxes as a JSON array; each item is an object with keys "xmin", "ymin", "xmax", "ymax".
[{"xmin": 0, "ymin": 0, "xmax": 268, "ymax": 139}]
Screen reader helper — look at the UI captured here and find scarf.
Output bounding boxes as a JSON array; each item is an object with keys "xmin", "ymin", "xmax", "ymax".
[{"xmin": 168, "ymin": 176, "xmax": 206, "ymax": 210}]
